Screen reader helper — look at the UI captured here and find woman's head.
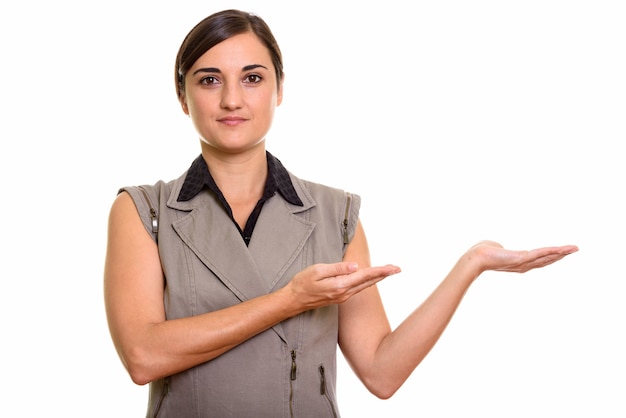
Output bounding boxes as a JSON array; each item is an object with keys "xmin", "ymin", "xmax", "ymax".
[{"xmin": 175, "ymin": 9, "xmax": 284, "ymax": 101}]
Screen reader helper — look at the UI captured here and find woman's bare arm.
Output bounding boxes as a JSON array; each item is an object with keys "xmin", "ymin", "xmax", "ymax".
[
  {"xmin": 338, "ymin": 221, "xmax": 578, "ymax": 399},
  {"xmin": 104, "ymin": 192, "xmax": 400, "ymax": 385}
]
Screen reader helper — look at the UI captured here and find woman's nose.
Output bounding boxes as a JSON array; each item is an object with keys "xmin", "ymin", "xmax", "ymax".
[{"xmin": 220, "ymin": 82, "xmax": 243, "ymax": 109}]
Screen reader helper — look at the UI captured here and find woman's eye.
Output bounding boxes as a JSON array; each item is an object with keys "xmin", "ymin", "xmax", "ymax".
[
  {"xmin": 244, "ymin": 74, "xmax": 262, "ymax": 84},
  {"xmin": 200, "ymin": 76, "xmax": 219, "ymax": 85}
]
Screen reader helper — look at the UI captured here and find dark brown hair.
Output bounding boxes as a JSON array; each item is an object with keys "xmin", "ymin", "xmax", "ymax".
[{"xmin": 174, "ymin": 9, "xmax": 284, "ymax": 100}]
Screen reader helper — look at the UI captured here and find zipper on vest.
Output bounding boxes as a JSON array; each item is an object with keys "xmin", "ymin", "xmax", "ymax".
[
  {"xmin": 289, "ymin": 350, "xmax": 297, "ymax": 418},
  {"xmin": 342, "ymin": 193, "xmax": 352, "ymax": 244},
  {"xmin": 138, "ymin": 186, "xmax": 158, "ymax": 235},
  {"xmin": 319, "ymin": 365, "xmax": 338, "ymax": 418},
  {"xmin": 290, "ymin": 350, "xmax": 297, "ymax": 380}
]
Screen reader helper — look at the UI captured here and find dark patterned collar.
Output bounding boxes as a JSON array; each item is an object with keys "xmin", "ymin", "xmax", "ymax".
[{"xmin": 177, "ymin": 151, "xmax": 303, "ymax": 206}]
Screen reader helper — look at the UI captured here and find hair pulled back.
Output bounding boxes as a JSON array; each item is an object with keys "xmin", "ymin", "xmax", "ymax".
[{"xmin": 174, "ymin": 9, "xmax": 284, "ymax": 100}]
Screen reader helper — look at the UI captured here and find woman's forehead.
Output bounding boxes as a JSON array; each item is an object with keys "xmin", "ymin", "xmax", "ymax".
[{"xmin": 194, "ymin": 33, "xmax": 271, "ymax": 68}]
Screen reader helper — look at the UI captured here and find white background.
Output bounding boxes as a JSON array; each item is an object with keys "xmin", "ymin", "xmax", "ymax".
[{"xmin": 1, "ymin": 1, "xmax": 624, "ymax": 416}]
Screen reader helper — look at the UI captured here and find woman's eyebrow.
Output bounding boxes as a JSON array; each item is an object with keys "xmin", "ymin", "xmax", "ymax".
[
  {"xmin": 243, "ymin": 64, "xmax": 268, "ymax": 71},
  {"xmin": 193, "ymin": 67, "xmax": 220, "ymax": 76},
  {"xmin": 192, "ymin": 64, "xmax": 268, "ymax": 76}
]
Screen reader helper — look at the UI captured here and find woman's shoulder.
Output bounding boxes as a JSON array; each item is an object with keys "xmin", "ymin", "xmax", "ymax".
[
  {"xmin": 118, "ymin": 178, "xmax": 179, "ymax": 205},
  {"xmin": 289, "ymin": 173, "xmax": 361, "ymax": 218},
  {"xmin": 291, "ymin": 174, "xmax": 356, "ymax": 200}
]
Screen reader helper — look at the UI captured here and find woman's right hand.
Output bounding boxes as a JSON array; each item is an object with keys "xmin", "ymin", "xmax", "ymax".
[{"xmin": 284, "ymin": 262, "xmax": 401, "ymax": 310}]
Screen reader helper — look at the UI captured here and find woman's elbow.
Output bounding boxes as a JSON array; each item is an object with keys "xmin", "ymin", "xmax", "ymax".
[
  {"xmin": 119, "ymin": 345, "xmax": 159, "ymax": 386},
  {"xmin": 363, "ymin": 376, "xmax": 402, "ymax": 400},
  {"xmin": 370, "ymin": 385, "xmax": 399, "ymax": 400},
  {"xmin": 127, "ymin": 367, "xmax": 153, "ymax": 386}
]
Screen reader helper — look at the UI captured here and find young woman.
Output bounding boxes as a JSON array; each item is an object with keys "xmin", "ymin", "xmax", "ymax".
[{"xmin": 104, "ymin": 9, "xmax": 578, "ymax": 417}]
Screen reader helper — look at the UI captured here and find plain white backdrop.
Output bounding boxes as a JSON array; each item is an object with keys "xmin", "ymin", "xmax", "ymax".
[{"xmin": 1, "ymin": 1, "xmax": 624, "ymax": 416}]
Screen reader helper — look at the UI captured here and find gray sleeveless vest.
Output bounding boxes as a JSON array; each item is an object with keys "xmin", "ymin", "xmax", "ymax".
[{"xmin": 122, "ymin": 169, "xmax": 360, "ymax": 418}]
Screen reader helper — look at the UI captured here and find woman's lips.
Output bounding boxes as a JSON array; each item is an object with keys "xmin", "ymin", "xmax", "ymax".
[{"xmin": 218, "ymin": 116, "xmax": 247, "ymax": 126}]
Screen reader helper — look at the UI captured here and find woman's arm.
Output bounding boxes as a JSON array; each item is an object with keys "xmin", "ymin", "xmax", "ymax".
[
  {"xmin": 104, "ymin": 192, "xmax": 400, "ymax": 385},
  {"xmin": 338, "ymin": 220, "xmax": 577, "ymax": 399}
]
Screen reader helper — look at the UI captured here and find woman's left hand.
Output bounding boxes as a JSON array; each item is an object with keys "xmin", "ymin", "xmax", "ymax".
[{"xmin": 467, "ymin": 240, "xmax": 579, "ymax": 274}]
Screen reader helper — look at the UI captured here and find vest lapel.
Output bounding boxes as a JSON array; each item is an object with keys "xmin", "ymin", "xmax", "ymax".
[
  {"xmin": 168, "ymin": 186, "xmax": 316, "ymax": 341},
  {"xmin": 248, "ymin": 195, "xmax": 315, "ymax": 292},
  {"xmin": 171, "ymin": 192, "xmax": 271, "ymax": 302}
]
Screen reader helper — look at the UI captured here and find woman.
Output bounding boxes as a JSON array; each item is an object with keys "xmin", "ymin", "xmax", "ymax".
[{"xmin": 104, "ymin": 9, "xmax": 577, "ymax": 417}]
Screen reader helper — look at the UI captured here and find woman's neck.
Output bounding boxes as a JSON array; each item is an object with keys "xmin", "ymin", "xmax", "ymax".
[{"xmin": 200, "ymin": 143, "xmax": 268, "ymax": 205}]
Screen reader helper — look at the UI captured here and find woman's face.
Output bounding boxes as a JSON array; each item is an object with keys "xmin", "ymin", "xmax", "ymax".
[{"xmin": 181, "ymin": 32, "xmax": 283, "ymax": 154}]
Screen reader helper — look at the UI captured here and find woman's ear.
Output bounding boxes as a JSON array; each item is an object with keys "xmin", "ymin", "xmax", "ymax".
[
  {"xmin": 179, "ymin": 94, "xmax": 190, "ymax": 115},
  {"xmin": 276, "ymin": 75, "xmax": 284, "ymax": 106}
]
